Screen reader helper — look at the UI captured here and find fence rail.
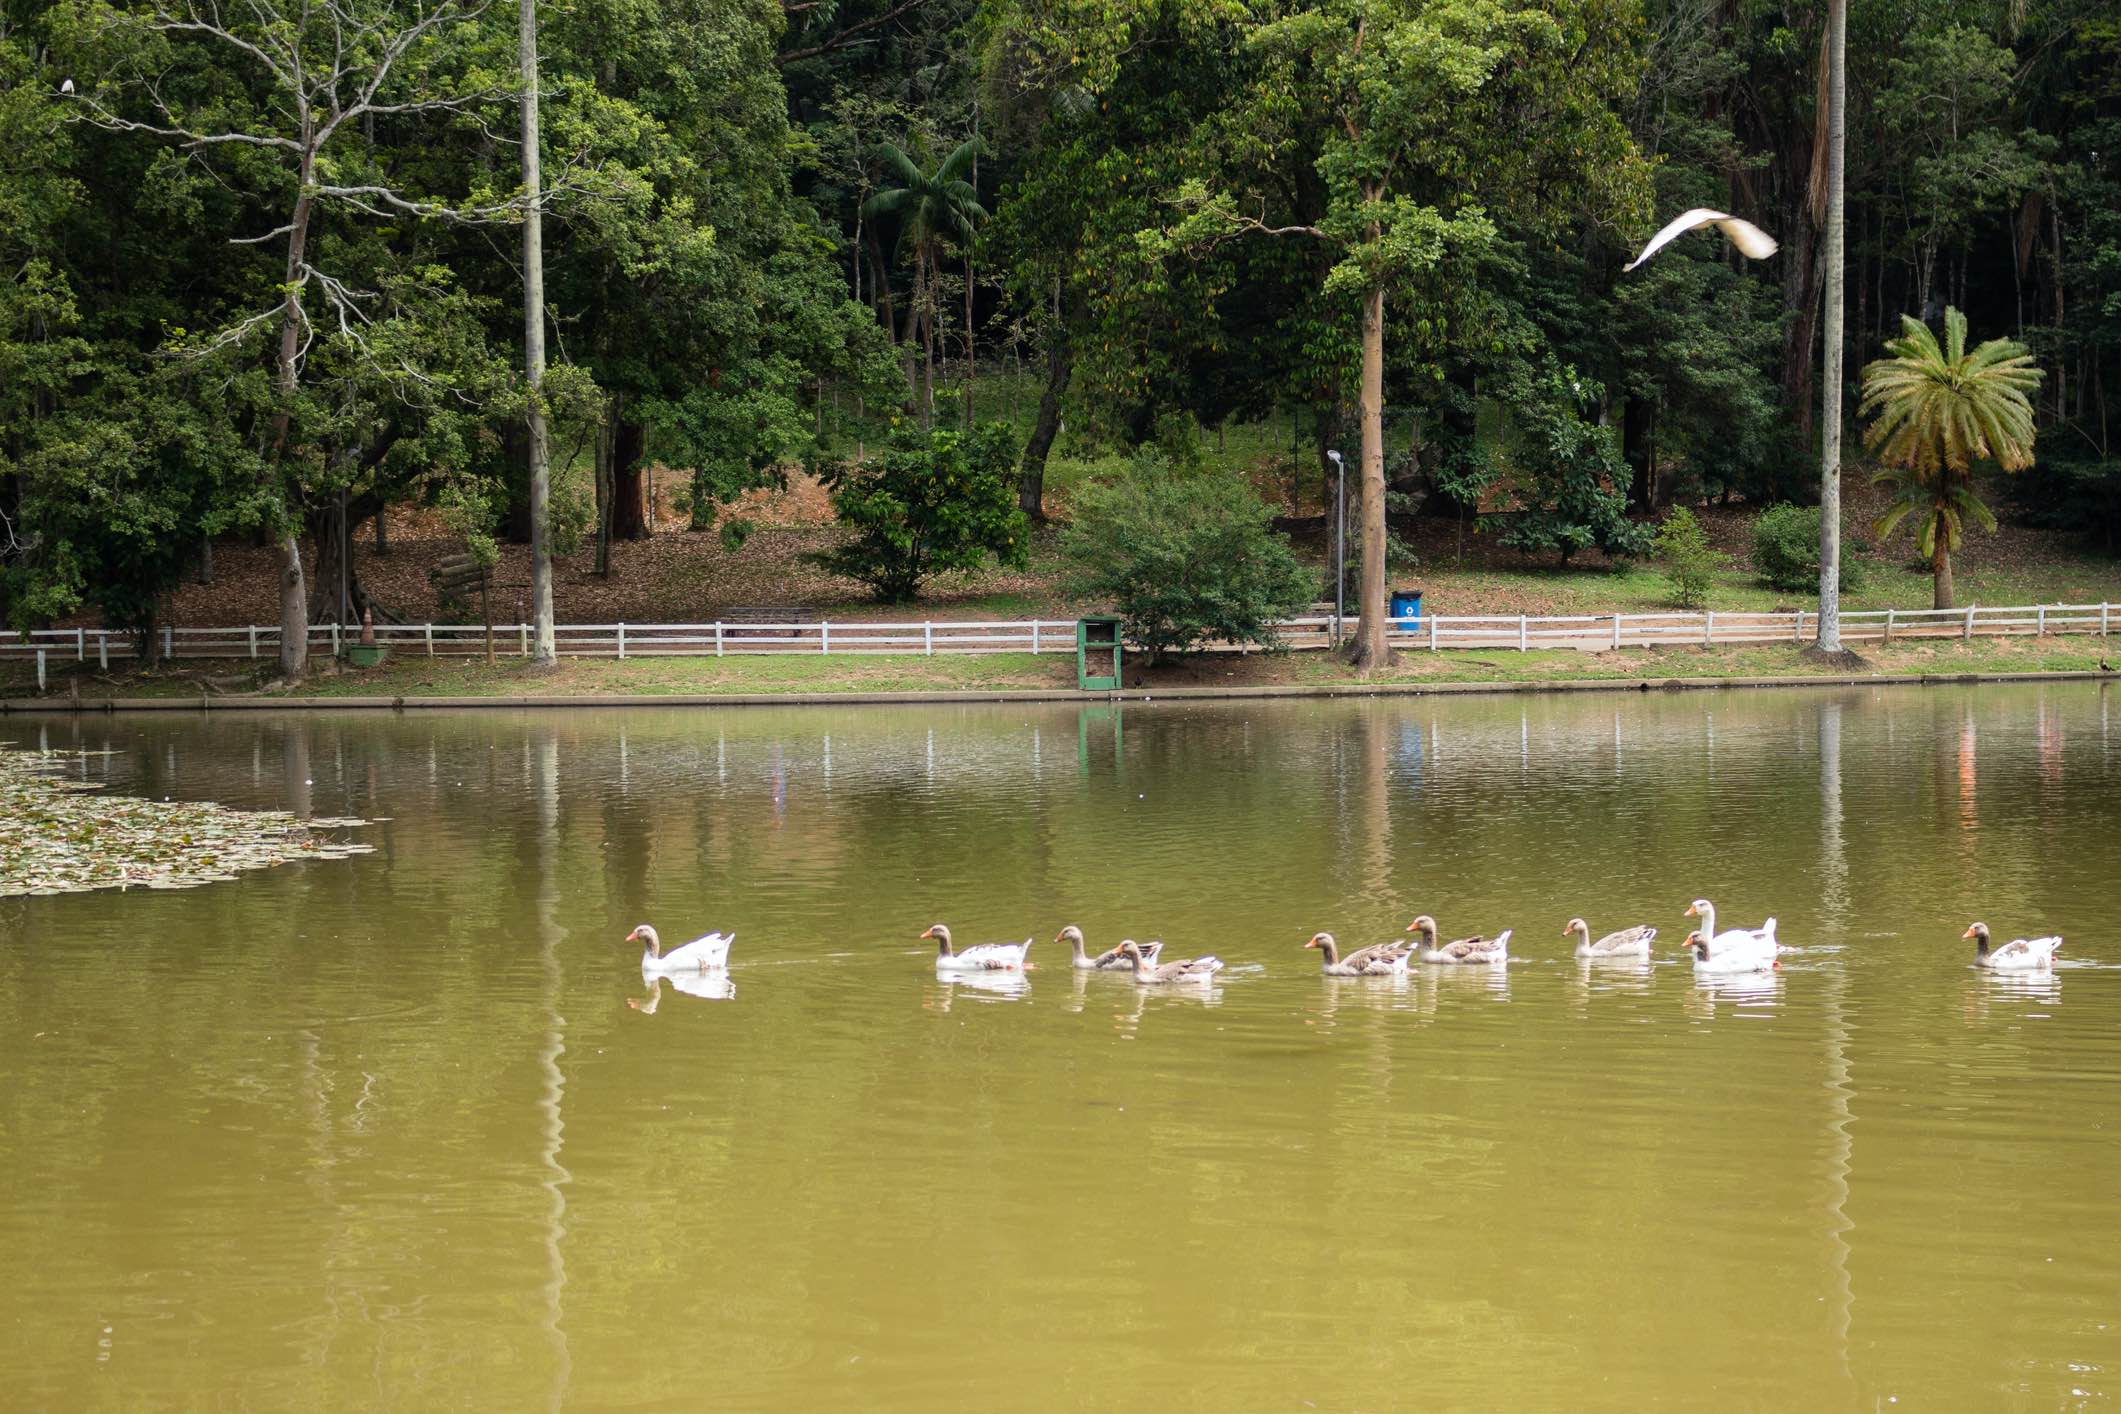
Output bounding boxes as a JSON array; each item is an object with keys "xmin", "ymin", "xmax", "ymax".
[{"xmin": 3, "ymin": 603, "xmax": 2113, "ymax": 685}]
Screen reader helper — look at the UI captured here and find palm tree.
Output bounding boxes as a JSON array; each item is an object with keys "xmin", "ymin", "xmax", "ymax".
[
  {"xmin": 862, "ymin": 137, "xmax": 988, "ymax": 428},
  {"xmin": 1860, "ymin": 306, "xmax": 2042, "ymax": 610}
]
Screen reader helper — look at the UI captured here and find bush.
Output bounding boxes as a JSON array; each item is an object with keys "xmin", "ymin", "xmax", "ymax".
[
  {"xmin": 814, "ymin": 421, "xmax": 1030, "ymax": 602},
  {"xmin": 1752, "ymin": 502, "xmax": 1862, "ymax": 593},
  {"xmin": 1652, "ymin": 507, "xmax": 1726, "ymax": 609},
  {"xmin": 1061, "ymin": 457, "xmax": 1313, "ymax": 662},
  {"xmin": 1494, "ymin": 363, "xmax": 1655, "ymax": 565}
]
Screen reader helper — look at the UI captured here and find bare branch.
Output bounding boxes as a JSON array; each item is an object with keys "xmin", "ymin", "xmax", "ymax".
[
  {"xmin": 776, "ymin": 0, "xmax": 930, "ymax": 66},
  {"xmin": 71, "ymin": 93, "xmax": 303, "ymax": 151}
]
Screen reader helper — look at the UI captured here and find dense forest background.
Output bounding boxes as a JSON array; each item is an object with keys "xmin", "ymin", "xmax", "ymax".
[{"xmin": 1, "ymin": 0, "xmax": 2116, "ymax": 649}]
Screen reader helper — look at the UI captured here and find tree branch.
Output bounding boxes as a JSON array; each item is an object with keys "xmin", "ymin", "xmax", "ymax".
[{"xmin": 776, "ymin": 0, "xmax": 930, "ymax": 66}]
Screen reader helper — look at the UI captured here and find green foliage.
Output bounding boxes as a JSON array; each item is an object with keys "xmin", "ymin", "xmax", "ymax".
[
  {"xmin": 1861, "ymin": 309, "xmax": 2042, "ymax": 607},
  {"xmin": 1494, "ymin": 365, "xmax": 1654, "ymax": 565},
  {"xmin": 1652, "ymin": 507, "xmax": 1725, "ymax": 609},
  {"xmin": 1753, "ymin": 504, "xmax": 1860, "ymax": 594},
  {"xmin": 1862, "ymin": 309, "xmax": 2042, "ymax": 477},
  {"xmin": 2011, "ymin": 458, "xmax": 2121, "ymax": 551},
  {"xmin": 815, "ymin": 422, "xmax": 1030, "ymax": 601},
  {"xmin": 1060, "ymin": 458, "xmax": 1313, "ymax": 662}
]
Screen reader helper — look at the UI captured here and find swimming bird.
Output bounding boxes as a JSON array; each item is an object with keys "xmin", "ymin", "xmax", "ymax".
[
  {"xmin": 1408, "ymin": 915, "xmax": 1510, "ymax": 965},
  {"xmin": 1623, "ymin": 208, "xmax": 1778, "ymax": 272},
  {"xmin": 1305, "ymin": 931, "xmax": 1412, "ymax": 976},
  {"xmin": 1683, "ymin": 899, "xmax": 1777, "ymax": 965},
  {"xmin": 1681, "ymin": 929, "xmax": 1778, "ymax": 975},
  {"xmin": 1058, "ymin": 925, "xmax": 1161, "ymax": 971},
  {"xmin": 1565, "ymin": 918, "xmax": 1657, "ymax": 959},
  {"xmin": 923, "ymin": 923, "xmax": 1032, "ymax": 972},
  {"xmin": 1114, "ymin": 939, "xmax": 1222, "ymax": 984},
  {"xmin": 1962, "ymin": 922, "xmax": 2061, "ymax": 971},
  {"xmin": 629, "ymin": 924, "xmax": 733, "ymax": 974}
]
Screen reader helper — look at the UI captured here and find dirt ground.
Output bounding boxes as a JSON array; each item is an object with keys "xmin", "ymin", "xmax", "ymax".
[{"xmin": 106, "ymin": 468, "xmax": 2120, "ymax": 631}]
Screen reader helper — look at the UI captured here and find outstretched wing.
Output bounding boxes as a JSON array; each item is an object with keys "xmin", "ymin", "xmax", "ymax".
[{"xmin": 1623, "ymin": 209, "xmax": 1778, "ymax": 272}]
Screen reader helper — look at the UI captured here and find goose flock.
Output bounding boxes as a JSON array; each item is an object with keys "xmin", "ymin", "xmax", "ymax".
[{"xmin": 625, "ymin": 901, "xmax": 2067, "ymax": 988}]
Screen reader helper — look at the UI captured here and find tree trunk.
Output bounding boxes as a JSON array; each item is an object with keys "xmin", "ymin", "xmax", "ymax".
[
  {"xmin": 963, "ymin": 244, "xmax": 976, "ymax": 429},
  {"xmin": 521, "ymin": 0, "xmax": 554, "ymax": 666},
  {"xmin": 269, "ymin": 156, "xmax": 317, "ymax": 683},
  {"xmin": 1816, "ymin": 0, "xmax": 1846, "ymax": 652},
  {"xmin": 1932, "ymin": 535, "xmax": 1954, "ymax": 610},
  {"xmin": 1622, "ymin": 395, "xmax": 1654, "ymax": 510},
  {"xmin": 921, "ymin": 251, "xmax": 936, "ymax": 429},
  {"xmin": 593, "ymin": 417, "xmax": 614, "ymax": 576},
  {"xmin": 611, "ymin": 418, "xmax": 650, "ymax": 540},
  {"xmin": 372, "ymin": 504, "xmax": 388, "ymax": 556},
  {"xmin": 1018, "ymin": 317, "xmax": 1073, "ymax": 519},
  {"xmin": 901, "ymin": 253, "xmax": 923, "ymax": 416},
  {"xmin": 1778, "ymin": 196, "xmax": 1823, "ymax": 452},
  {"xmin": 1348, "ymin": 282, "xmax": 1390, "ymax": 673}
]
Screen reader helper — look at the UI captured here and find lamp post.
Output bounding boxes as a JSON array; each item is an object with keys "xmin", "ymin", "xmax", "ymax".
[{"xmin": 1327, "ymin": 450, "xmax": 1346, "ymax": 646}]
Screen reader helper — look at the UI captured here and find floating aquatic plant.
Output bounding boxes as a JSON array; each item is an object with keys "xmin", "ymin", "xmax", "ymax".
[{"xmin": 0, "ymin": 748, "xmax": 373, "ymax": 897}]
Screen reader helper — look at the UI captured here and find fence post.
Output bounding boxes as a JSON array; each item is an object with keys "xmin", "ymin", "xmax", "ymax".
[
  {"xmin": 2036, "ymin": 605, "xmax": 2046, "ymax": 637},
  {"xmin": 1032, "ymin": 621, "xmax": 1040, "ymax": 655},
  {"xmin": 1885, "ymin": 608, "xmax": 1895, "ymax": 644},
  {"xmin": 617, "ymin": 623, "xmax": 626, "ymax": 660},
  {"xmin": 1964, "ymin": 605, "xmax": 1975, "ymax": 641},
  {"xmin": 330, "ymin": 621, "xmax": 342, "ymax": 656},
  {"xmin": 247, "ymin": 625, "xmax": 258, "ymax": 659},
  {"xmin": 1429, "ymin": 615, "xmax": 1438, "ymax": 652},
  {"xmin": 1613, "ymin": 614, "xmax": 1623, "ymax": 651},
  {"xmin": 1518, "ymin": 615, "xmax": 1528, "ymax": 652},
  {"xmin": 36, "ymin": 647, "xmax": 45, "ymax": 692},
  {"xmin": 98, "ymin": 633, "xmax": 109, "ymax": 670},
  {"xmin": 424, "ymin": 623, "xmax": 434, "ymax": 657},
  {"xmin": 714, "ymin": 622, "xmax": 724, "ymax": 658},
  {"xmin": 76, "ymin": 627, "xmax": 85, "ymax": 662},
  {"xmin": 519, "ymin": 623, "xmax": 529, "ymax": 657},
  {"xmin": 1704, "ymin": 611, "xmax": 1714, "ymax": 647},
  {"xmin": 820, "ymin": 620, "xmax": 830, "ymax": 654},
  {"xmin": 1794, "ymin": 610, "xmax": 1804, "ymax": 643},
  {"xmin": 2105, "ymin": 602, "xmax": 2112, "ymax": 637},
  {"xmin": 925, "ymin": 622, "xmax": 933, "ymax": 657}
]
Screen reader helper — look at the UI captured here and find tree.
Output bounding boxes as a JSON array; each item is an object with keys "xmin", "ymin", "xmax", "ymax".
[
  {"xmin": 1817, "ymin": 0, "xmax": 1847, "ymax": 652},
  {"xmin": 864, "ymin": 137, "xmax": 987, "ymax": 427},
  {"xmin": 1653, "ymin": 506, "xmax": 1724, "ymax": 608},
  {"xmin": 521, "ymin": 0, "xmax": 554, "ymax": 665},
  {"xmin": 1861, "ymin": 307, "xmax": 2042, "ymax": 609},
  {"xmin": 1155, "ymin": 0, "xmax": 1648, "ymax": 672},
  {"xmin": 70, "ymin": 0, "xmax": 529, "ymax": 680},
  {"xmin": 814, "ymin": 417, "xmax": 1028, "ymax": 601},
  {"xmin": 1493, "ymin": 362, "xmax": 1654, "ymax": 566},
  {"xmin": 1061, "ymin": 458, "xmax": 1313, "ymax": 662}
]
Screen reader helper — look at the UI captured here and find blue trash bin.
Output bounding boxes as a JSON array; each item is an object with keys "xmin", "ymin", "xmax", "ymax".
[{"xmin": 1390, "ymin": 589, "xmax": 1424, "ymax": 629}]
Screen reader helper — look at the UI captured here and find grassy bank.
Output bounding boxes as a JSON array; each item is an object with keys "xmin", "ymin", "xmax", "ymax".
[{"xmin": 5, "ymin": 635, "xmax": 2111, "ymax": 704}]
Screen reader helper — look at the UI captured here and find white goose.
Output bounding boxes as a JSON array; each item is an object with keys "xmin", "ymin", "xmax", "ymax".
[
  {"xmin": 1963, "ymin": 922, "xmax": 2061, "ymax": 971},
  {"xmin": 629, "ymin": 924, "xmax": 733, "ymax": 974},
  {"xmin": 923, "ymin": 923, "xmax": 1032, "ymax": 972},
  {"xmin": 1683, "ymin": 899, "xmax": 1777, "ymax": 966},
  {"xmin": 1681, "ymin": 929, "xmax": 1777, "ymax": 975},
  {"xmin": 1058, "ymin": 925, "xmax": 1162, "ymax": 971},
  {"xmin": 1565, "ymin": 918, "xmax": 1657, "ymax": 959}
]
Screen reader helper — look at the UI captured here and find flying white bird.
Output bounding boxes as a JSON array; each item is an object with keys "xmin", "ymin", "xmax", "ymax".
[
  {"xmin": 60, "ymin": 78, "xmax": 75, "ymax": 94},
  {"xmin": 1622, "ymin": 208, "xmax": 1777, "ymax": 272}
]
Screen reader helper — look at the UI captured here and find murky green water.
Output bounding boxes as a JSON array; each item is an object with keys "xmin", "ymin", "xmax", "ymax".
[{"xmin": 3, "ymin": 685, "xmax": 2118, "ymax": 1411}]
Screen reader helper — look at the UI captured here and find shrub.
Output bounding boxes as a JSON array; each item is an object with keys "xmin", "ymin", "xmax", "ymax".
[
  {"xmin": 1652, "ymin": 506, "xmax": 1725, "ymax": 609},
  {"xmin": 1494, "ymin": 363, "xmax": 1655, "ymax": 565},
  {"xmin": 1061, "ymin": 457, "xmax": 1313, "ymax": 663},
  {"xmin": 814, "ymin": 420, "xmax": 1029, "ymax": 602},
  {"xmin": 1752, "ymin": 502, "xmax": 1861, "ymax": 593}
]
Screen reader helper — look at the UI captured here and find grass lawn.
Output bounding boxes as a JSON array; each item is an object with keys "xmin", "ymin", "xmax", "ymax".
[{"xmin": 5, "ymin": 635, "xmax": 2110, "ymax": 703}]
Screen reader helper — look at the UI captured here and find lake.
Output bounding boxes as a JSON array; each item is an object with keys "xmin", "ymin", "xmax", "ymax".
[{"xmin": 2, "ymin": 684, "xmax": 2117, "ymax": 1410}]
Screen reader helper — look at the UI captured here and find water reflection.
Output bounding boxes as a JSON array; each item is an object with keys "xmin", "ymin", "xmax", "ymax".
[
  {"xmin": 628, "ymin": 973, "xmax": 738, "ymax": 1012},
  {"xmin": 1684, "ymin": 968, "xmax": 1785, "ymax": 1015},
  {"xmin": 922, "ymin": 970, "xmax": 1031, "ymax": 1010}
]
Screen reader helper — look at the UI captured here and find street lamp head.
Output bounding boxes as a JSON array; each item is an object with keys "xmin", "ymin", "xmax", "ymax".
[{"xmin": 1325, "ymin": 449, "xmax": 1343, "ymax": 469}]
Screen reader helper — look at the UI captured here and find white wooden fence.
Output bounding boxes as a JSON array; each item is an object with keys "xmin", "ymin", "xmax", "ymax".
[{"xmin": 3, "ymin": 603, "xmax": 2114, "ymax": 687}]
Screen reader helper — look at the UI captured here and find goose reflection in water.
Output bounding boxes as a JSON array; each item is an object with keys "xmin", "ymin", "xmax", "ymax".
[
  {"xmin": 1682, "ymin": 967, "xmax": 1784, "ymax": 1018},
  {"xmin": 1967, "ymin": 967, "xmax": 2063, "ymax": 1021},
  {"xmin": 923, "ymin": 969, "xmax": 1031, "ymax": 1012},
  {"xmin": 1109, "ymin": 977, "xmax": 1225, "ymax": 1038},
  {"xmin": 628, "ymin": 972, "xmax": 737, "ymax": 1013}
]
